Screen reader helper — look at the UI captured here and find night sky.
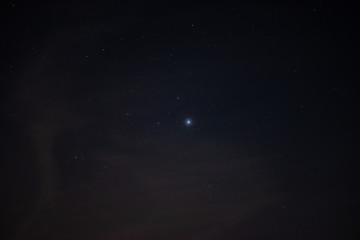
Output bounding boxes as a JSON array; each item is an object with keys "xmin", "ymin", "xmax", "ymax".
[{"xmin": 1, "ymin": 1, "xmax": 359, "ymax": 239}]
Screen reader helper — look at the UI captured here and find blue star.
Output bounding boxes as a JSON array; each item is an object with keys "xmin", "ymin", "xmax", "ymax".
[{"xmin": 185, "ymin": 119, "xmax": 192, "ymax": 126}]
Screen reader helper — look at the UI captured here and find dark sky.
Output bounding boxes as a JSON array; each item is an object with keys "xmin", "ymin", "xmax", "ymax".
[{"xmin": 1, "ymin": 1, "xmax": 359, "ymax": 239}]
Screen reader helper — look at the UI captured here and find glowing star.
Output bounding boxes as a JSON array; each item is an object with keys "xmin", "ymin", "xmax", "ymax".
[{"xmin": 185, "ymin": 119, "xmax": 192, "ymax": 126}]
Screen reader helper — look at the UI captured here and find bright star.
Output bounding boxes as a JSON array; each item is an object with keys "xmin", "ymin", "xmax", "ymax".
[{"xmin": 185, "ymin": 119, "xmax": 192, "ymax": 126}]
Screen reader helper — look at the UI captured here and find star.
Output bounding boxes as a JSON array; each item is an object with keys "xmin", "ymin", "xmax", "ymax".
[{"xmin": 185, "ymin": 119, "xmax": 192, "ymax": 126}]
